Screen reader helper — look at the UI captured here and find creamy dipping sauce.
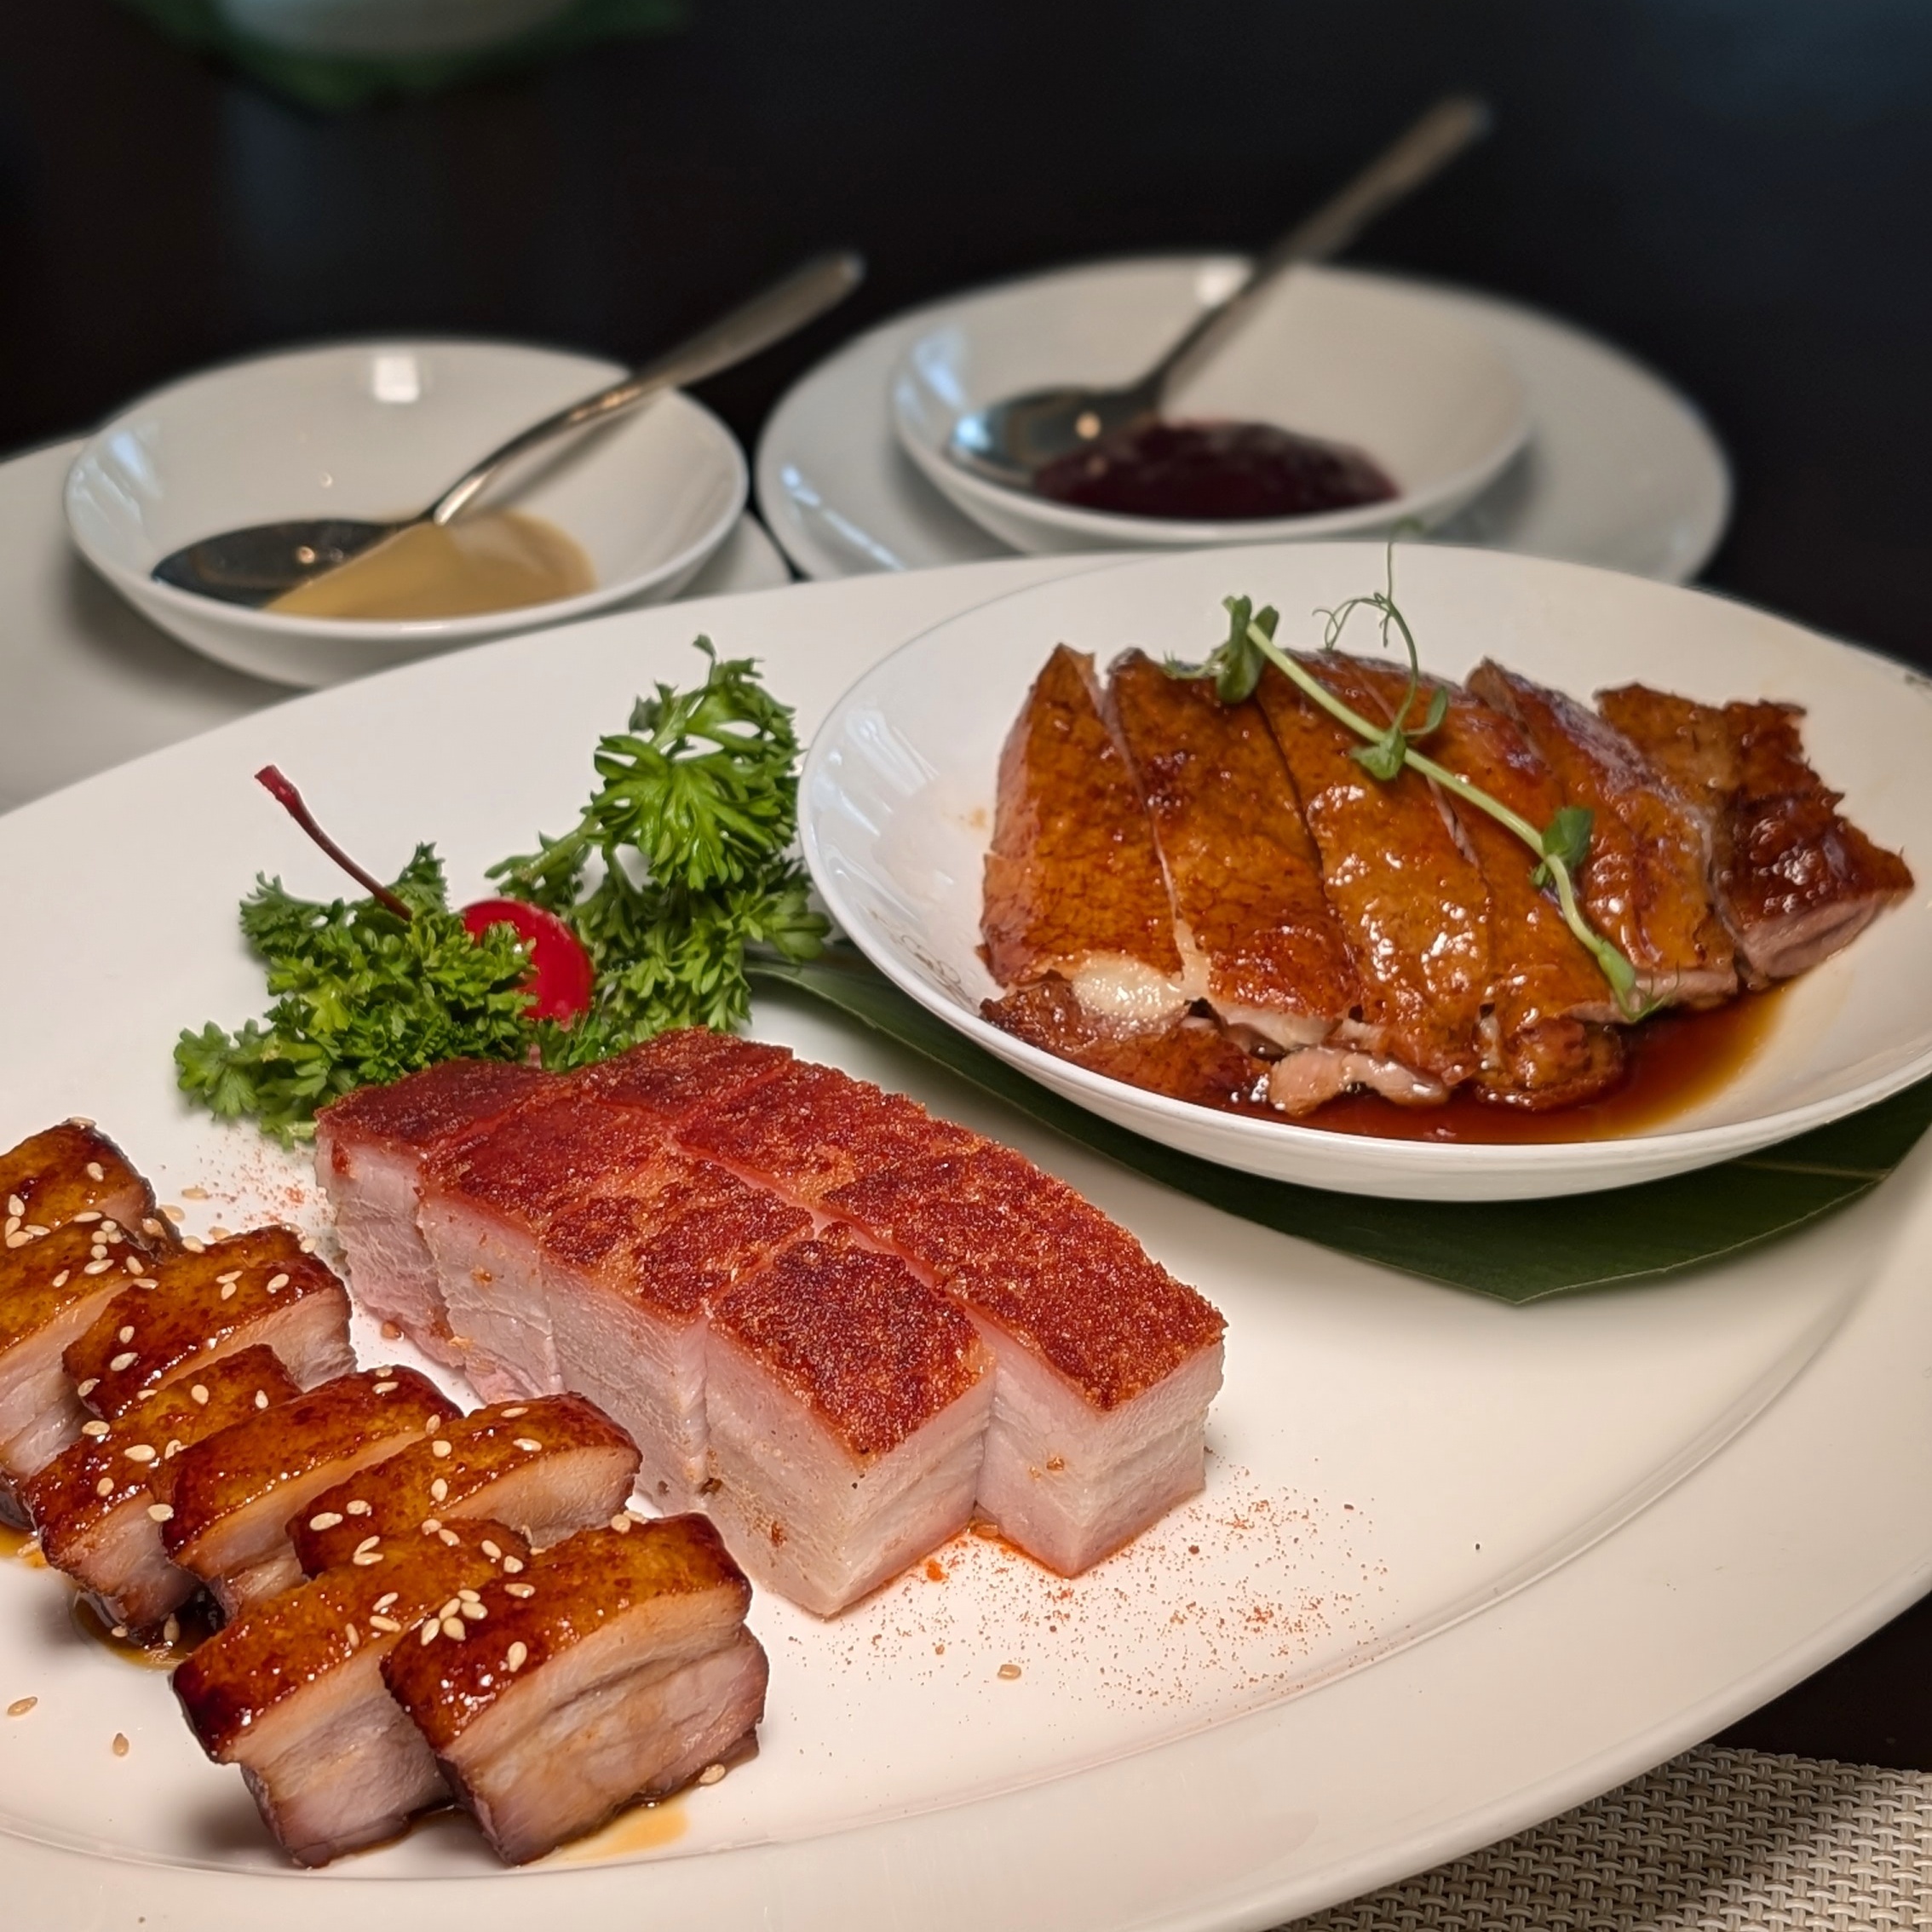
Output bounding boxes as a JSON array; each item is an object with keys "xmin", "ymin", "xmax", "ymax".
[{"xmin": 267, "ymin": 509, "xmax": 595, "ymax": 622}]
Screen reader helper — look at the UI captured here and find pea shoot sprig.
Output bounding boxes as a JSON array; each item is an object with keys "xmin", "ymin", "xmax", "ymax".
[{"xmin": 1184, "ymin": 554, "xmax": 1647, "ymax": 1017}]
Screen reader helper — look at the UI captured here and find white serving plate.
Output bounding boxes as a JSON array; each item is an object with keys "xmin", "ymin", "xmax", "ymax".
[
  {"xmin": 803, "ymin": 545, "xmax": 1932, "ymax": 1201},
  {"xmin": 66, "ymin": 339, "xmax": 748, "ymax": 687},
  {"xmin": 891, "ymin": 262, "xmax": 1528, "ymax": 554},
  {"xmin": 1, "ymin": 565, "xmax": 1928, "ymax": 1932},
  {"xmin": 757, "ymin": 260, "xmax": 1732, "ymax": 584}
]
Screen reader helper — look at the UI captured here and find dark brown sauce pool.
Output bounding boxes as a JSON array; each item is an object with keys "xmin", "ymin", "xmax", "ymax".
[{"xmin": 1302, "ymin": 987, "xmax": 1785, "ymax": 1144}]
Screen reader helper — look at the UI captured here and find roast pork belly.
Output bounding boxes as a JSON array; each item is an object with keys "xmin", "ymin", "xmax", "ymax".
[
  {"xmin": 704, "ymin": 1236, "xmax": 994, "ymax": 1615},
  {"xmin": 1597, "ymin": 684, "xmax": 1913, "ymax": 982},
  {"xmin": 26, "ymin": 1347, "xmax": 302, "ymax": 1637},
  {"xmin": 64, "ymin": 1228, "xmax": 353, "ymax": 1421},
  {"xmin": 161, "ymin": 1366, "xmax": 446, "ymax": 1613},
  {"xmin": 381, "ymin": 1516, "xmax": 768, "ymax": 1865},
  {"xmin": 174, "ymin": 1518, "xmax": 532, "ymax": 1866},
  {"xmin": 0, "ymin": 1219, "xmax": 158, "ymax": 1503},
  {"xmin": 575, "ymin": 1026, "xmax": 794, "ymax": 1126},
  {"xmin": 315, "ymin": 1059, "xmax": 562, "ymax": 1370},
  {"xmin": 0, "ymin": 1124, "xmax": 165, "ymax": 1251},
  {"xmin": 827, "ymin": 1145, "xmax": 1224, "ymax": 1575},
  {"xmin": 1469, "ymin": 661, "xmax": 1738, "ymax": 1007},
  {"xmin": 291, "ymin": 1392, "xmax": 640, "ymax": 1575},
  {"xmin": 1104, "ymin": 650, "xmax": 1360, "ymax": 1049},
  {"xmin": 981, "ymin": 643, "xmax": 1192, "ymax": 1030}
]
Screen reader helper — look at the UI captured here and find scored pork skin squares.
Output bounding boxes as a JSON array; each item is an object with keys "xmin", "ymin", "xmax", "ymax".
[
  {"xmin": 291, "ymin": 1392, "xmax": 640, "ymax": 1575},
  {"xmin": 543, "ymin": 1162, "xmax": 809, "ymax": 1509},
  {"xmin": 981, "ymin": 643, "xmax": 1190, "ymax": 1028},
  {"xmin": 315, "ymin": 1060, "xmax": 562, "ymax": 1370},
  {"xmin": 381, "ymin": 1516, "xmax": 768, "ymax": 1865},
  {"xmin": 1, "ymin": 1123, "xmax": 166, "ymax": 1251},
  {"xmin": 575, "ymin": 1027, "xmax": 795, "ymax": 1126},
  {"xmin": 26, "ymin": 1347, "xmax": 302, "ymax": 1637},
  {"xmin": 1469, "ymin": 661, "xmax": 1737, "ymax": 1007},
  {"xmin": 1104, "ymin": 651, "xmax": 1359, "ymax": 1049},
  {"xmin": 704, "ymin": 1237, "xmax": 994, "ymax": 1616},
  {"xmin": 0, "ymin": 1219, "xmax": 159, "ymax": 1499},
  {"xmin": 174, "ymin": 1518, "xmax": 532, "ymax": 1867},
  {"xmin": 63, "ymin": 1228, "xmax": 353, "ymax": 1421},
  {"xmin": 161, "ymin": 1366, "xmax": 447, "ymax": 1613},
  {"xmin": 828, "ymin": 1146, "xmax": 1226, "ymax": 1576},
  {"xmin": 417, "ymin": 1093, "xmax": 673, "ymax": 1401}
]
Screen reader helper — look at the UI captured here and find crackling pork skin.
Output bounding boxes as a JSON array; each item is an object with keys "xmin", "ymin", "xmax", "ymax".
[{"xmin": 382, "ymin": 1515, "xmax": 768, "ymax": 1865}]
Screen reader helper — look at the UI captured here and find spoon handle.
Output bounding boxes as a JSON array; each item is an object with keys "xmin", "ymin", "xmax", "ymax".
[
  {"xmin": 1150, "ymin": 94, "xmax": 1492, "ymax": 405},
  {"xmin": 430, "ymin": 250, "xmax": 865, "ymax": 526}
]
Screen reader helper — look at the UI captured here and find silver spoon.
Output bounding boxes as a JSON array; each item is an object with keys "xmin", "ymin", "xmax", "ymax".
[
  {"xmin": 945, "ymin": 96, "xmax": 1492, "ymax": 492},
  {"xmin": 152, "ymin": 250, "xmax": 865, "ymax": 607}
]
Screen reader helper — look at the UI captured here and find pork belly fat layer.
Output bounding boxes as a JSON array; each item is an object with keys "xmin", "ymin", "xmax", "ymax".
[
  {"xmin": 704, "ymin": 1239, "xmax": 994, "ymax": 1615},
  {"xmin": 63, "ymin": 1228, "xmax": 353, "ymax": 1420},
  {"xmin": 575, "ymin": 1027, "xmax": 795, "ymax": 1126},
  {"xmin": 26, "ymin": 1347, "xmax": 302, "ymax": 1636},
  {"xmin": 162, "ymin": 1366, "xmax": 447, "ymax": 1613},
  {"xmin": 381, "ymin": 1518, "xmax": 763, "ymax": 1865},
  {"xmin": 981, "ymin": 643, "xmax": 1189, "ymax": 1026},
  {"xmin": 292, "ymin": 1393, "xmax": 640, "ymax": 1575},
  {"xmin": 0, "ymin": 1124, "xmax": 160, "ymax": 1250},
  {"xmin": 174, "ymin": 1520, "xmax": 531, "ymax": 1867},
  {"xmin": 316, "ymin": 1059, "xmax": 561, "ymax": 1369},
  {"xmin": 1104, "ymin": 650, "xmax": 1357, "ymax": 1047}
]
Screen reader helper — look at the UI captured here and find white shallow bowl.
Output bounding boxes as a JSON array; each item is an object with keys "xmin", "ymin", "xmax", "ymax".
[
  {"xmin": 66, "ymin": 338, "xmax": 747, "ymax": 689},
  {"xmin": 890, "ymin": 261, "xmax": 1529, "ymax": 555},
  {"xmin": 803, "ymin": 544, "xmax": 1932, "ymax": 1202}
]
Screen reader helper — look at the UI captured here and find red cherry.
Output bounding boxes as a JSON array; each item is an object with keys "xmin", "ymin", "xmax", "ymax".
[{"xmin": 462, "ymin": 899, "xmax": 595, "ymax": 1022}]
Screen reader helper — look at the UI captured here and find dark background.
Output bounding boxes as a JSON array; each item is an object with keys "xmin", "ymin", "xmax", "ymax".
[{"xmin": 3, "ymin": 0, "xmax": 1929, "ymax": 1769}]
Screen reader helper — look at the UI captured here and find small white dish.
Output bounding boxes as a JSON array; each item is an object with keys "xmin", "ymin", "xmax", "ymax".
[
  {"xmin": 756, "ymin": 260, "xmax": 1732, "ymax": 584},
  {"xmin": 803, "ymin": 543, "xmax": 1932, "ymax": 1202},
  {"xmin": 65, "ymin": 338, "xmax": 748, "ymax": 689},
  {"xmin": 889, "ymin": 262, "xmax": 1529, "ymax": 555}
]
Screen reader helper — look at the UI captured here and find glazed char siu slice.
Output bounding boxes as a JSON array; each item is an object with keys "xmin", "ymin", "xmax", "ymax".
[
  {"xmin": 1104, "ymin": 650, "xmax": 1359, "ymax": 1049},
  {"xmin": 1597, "ymin": 685, "xmax": 1913, "ymax": 982},
  {"xmin": 0, "ymin": 1220, "xmax": 157, "ymax": 1502},
  {"xmin": 981, "ymin": 643, "xmax": 1190, "ymax": 1031},
  {"xmin": 161, "ymin": 1366, "xmax": 446, "ymax": 1613},
  {"xmin": 314, "ymin": 1059, "xmax": 562, "ymax": 1371},
  {"xmin": 1347, "ymin": 660, "xmax": 1627, "ymax": 1109},
  {"xmin": 174, "ymin": 1519, "xmax": 531, "ymax": 1866},
  {"xmin": 1468, "ymin": 662, "xmax": 1737, "ymax": 1006},
  {"xmin": 827, "ymin": 1145, "xmax": 1224, "ymax": 1575},
  {"xmin": 1252, "ymin": 658, "xmax": 1488, "ymax": 1105},
  {"xmin": 574, "ymin": 1027, "xmax": 795, "ymax": 1126},
  {"xmin": 64, "ymin": 1228, "xmax": 353, "ymax": 1421},
  {"xmin": 381, "ymin": 1517, "xmax": 767, "ymax": 1865},
  {"xmin": 1, "ymin": 1124, "xmax": 164, "ymax": 1252},
  {"xmin": 291, "ymin": 1393, "xmax": 640, "ymax": 1575},
  {"xmin": 704, "ymin": 1237, "xmax": 993, "ymax": 1615},
  {"xmin": 26, "ymin": 1348, "xmax": 302, "ymax": 1637}
]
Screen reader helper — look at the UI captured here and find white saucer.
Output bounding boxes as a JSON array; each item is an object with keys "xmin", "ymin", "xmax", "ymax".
[
  {"xmin": 0, "ymin": 437, "xmax": 792, "ymax": 812},
  {"xmin": 757, "ymin": 259, "xmax": 1732, "ymax": 584}
]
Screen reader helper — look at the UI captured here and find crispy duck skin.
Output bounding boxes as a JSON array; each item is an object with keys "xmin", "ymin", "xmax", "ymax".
[
  {"xmin": 1104, "ymin": 651, "xmax": 1360, "ymax": 1048},
  {"xmin": 291, "ymin": 1392, "xmax": 641, "ymax": 1575},
  {"xmin": 981, "ymin": 643, "xmax": 1190, "ymax": 1029},
  {"xmin": 63, "ymin": 1228, "xmax": 354, "ymax": 1421},
  {"xmin": 315, "ymin": 1059, "xmax": 563, "ymax": 1370},
  {"xmin": 1597, "ymin": 685, "xmax": 1913, "ymax": 982},
  {"xmin": 0, "ymin": 1124, "xmax": 166, "ymax": 1254},
  {"xmin": 161, "ymin": 1366, "xmax": 447, "ymax": 1613},
  {"xmin": 174, "ymin": 1518, "xmax": 532, "ymax": 1866},
  {"xmin": 1253, "ymin": 657, "xmax": 1489, "ymax": 1094},
  {"xmin": 704, "ymin": 1236, "xmax": 995, "ymax": 1615},
  {"xmin": 1468, "ymin": 662, "xmax": 1737, "ymax": 1006},
  {"xmin": 26, "ymin": 1346, "xmax": 302, "ymax": 1636},
  {"xmin": 574, "ymin": 1027, "xmax": 796, "ymax": 1125},
  {"xmin": 381, "ymin": 1516, "xmax": 767, "ymax": 1865}
]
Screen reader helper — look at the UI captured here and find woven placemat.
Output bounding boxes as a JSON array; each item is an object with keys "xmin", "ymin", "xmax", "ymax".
[{"xmin": 1291, "ymin": 1747, "xmax": 1931, "ymax": 1930}]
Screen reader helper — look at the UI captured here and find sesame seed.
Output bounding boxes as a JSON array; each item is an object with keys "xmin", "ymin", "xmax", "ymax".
[
  {"xmin": 219, "ymin": 1284, "xmax": 236, "ymax": 1301},
  {"xmin": 85, "ymin": 1163, "xmax": 105, "ymax": 1182},
  {"xmin": 505, "ymin": 1581, "xmax": 535, "ymax": 1598},
  {"xmin": 513, "ymin": 1438, "xmax": 542, "ymax": 1453},
  {"xmin": 500, "ymin": 1406, "xmax": 527, "ymax": 1419},
  {"xmin": 94, "ymin": 1477, "xmax": 114, "ymax": 1498},
  {"xmin": 505, "ymin": 1642, "xmax": 528, "ymax": 1671},
  {"xmin": 2, "ymin": 1216, "xmax": 15, "ymax": 1236},
  {"xmin": 372, "ymin": 1592, "xmax": 398, "ymax": 1613},
  {"xmin": 111, "ymin": 1625, "xmax": 128, "ymax": 1639},
  {"xmin": 7, "ymin": 1697, "xmax": 37, "ymax": 1719},
  {"xmin": 52, "ymin": 1272, "xmax": 70, "ymax": 1290},
  {"xmin": 438, "ymin": 1528, "xmax": 459, "ymax": 1546},
  {"xmin": 423, "ymin": 1416, "xmax": 443, "ymax": 1434},
  {"xmin": 180, "ymin": 1237, "xmax": 204, "ymax": 1254},
  {"xmin": 141, "ymin": 1218, "xmax": 164, "ymax": 1237},
  {"xmin": 265, "ymin": 1274, "xmax": 288, "ymax": 1292},
  {"xmin": 344, "ymin": 1623, "xmax": 360, "ymax": 1650},
  {"xmin": 161, "ymin": 1205, "xmax": 184, "ymax": 1224},
  {"xmin": 207, "ymin": 1228, "xmax": 231, "ymax": 1242},
  {"xmin": 420, "ymin": 1620, "xmax": 439, "ymax": 1646},
  {"xmin": 108, "ymin": 1351, "xmax": 136, "ymax": 1371},
  {"xmin": 457, "ymin": 1588, "xmax": 481, "ymax": 1604},
  {"xmin": 112, "ymin": 1733, "xmax": 129, "ymax": 1757},
  {"xmin": 420, "ymin": 1518, "xmax": 442, "ymax": 1535},
  {"xmin": 162, "ymin": 1617, "xmax": 180, "ymax": 1646},
  {"xmin": 441, "ymin": 1617, "xmax": 466, "ymax": 1642},
  {"xmin": 83, "ymin": 1259, "xmax": 113, "ymax": 1276},
  {"xmin": 697, "ymin": 1762, "xmax": 727, "ymax": 1786},
  {"xmin": 346, "ymin": 1499, "xmax": 371, "ymax": 1515},
  {"xmin": 124, "ymin": 1257, "xmax": 142, "ymax": 1274},
  {"xmin": 998, "ymin": 1663, "xmax": 1022, "ymax": 1681},
  {"xmin": 429, "ymin": 1478, "xmax": 448, "ymax": 1503},
  {"xmin": 3, "ymin": 1234, "xmax": 26, "ymax": 1251},
  {"xmin": 368, "ymin": 1615, "xmax": 401, "ymax": 1635},
  {"xmin": 354, "ymin": 1535, "xmax": 381, "ymax": 1555},
  {"xmin": 480, "ymin": 1540, "xmax": 502, "ymax": 1561},
  {"xmin": 501, "ymin": 1556, "xmax": 524, "ymax": 1575},
  {"xmin": 371, "ymin": 1381, "xmax": 398, "ymax": 1395},
  {"xmin": 298, "ymin": 1236, "xmax": 316, "ymax": 1254},
  {"xmin": 132, "ymin": 1276, "xmax": 156, "ymax": 1288},
  {"xmin": 25, "ymin": 1225, "xmax": 49, "ymax": 1239},
  {"xmin": 75, "ymin": 1377, "xmax": 95, "ymax": 1395},
  {"xmin": 4, "ymin": 1196, "xmax": 21, "ymax": 1216},
  {"xmin": 189, "ymin": 1384, "xmax": 209, "ymax": 1406},
  {"xmin": 66, "ymin": 1115, "xmax": 95, "ymax": 1128},
  {"xmin": 72, "ymin": 1210, "xmax": 101, "ymax": 1224},
  {"xmin": 460, "ymin": 1601, "xmax": 486, "ymax": 1620},
  {"xmin": 163, "ymin": 1438, "xmax": 183, "ymax": 1458},
  {"xmin": 147, "ymin": 1504, "xmax": 173, "ymax": 1524},
  {"xmin": 430, "ymin": 1440, "xmax": 451, "ymax": 1459},
  {"xmin": 81, "ymin": 1420, "xmax": 110, "ymax": 1439},
  {"xmin": 255, "ymin": 1391, "xmax": 269, "ymax": 1409},
  {"xmin": 215, "ymin": 1270, "xmax": 241, "ymax": 1285},
  {"xmin": 308, "ymin": 1511, "xmax": 344, "ymax": 1532},
  {"xmin": 117, "ymin": 1326, "xmax": 135, "ymax": 1344},
  {"xmin": 124, "ymin": 1445, "xmax": 156, "ymax": 1464},
  {"xmin": 609, "ymin": 1515, "xmax": 632, "ymax": 1533},
  {"xmin": 351, "ymin": 1551, "xmax": 383, "ymax": 1567},
  {"xmin": 380, "ymin": 1321, "xmax": 402, "ymax": 1340}
]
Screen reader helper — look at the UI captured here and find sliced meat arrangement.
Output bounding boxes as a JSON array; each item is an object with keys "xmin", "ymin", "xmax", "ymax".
[
  {"xmin": 2, "ymin": 1123, "xmax": 165, "ymax": 1251},
  {"xmin": 380, "ymin": 1515, "xmax": 768, "ymax": 1865},
  {"xmin": 1598, "ymin": 684, "xmax": 1914, "ymax": 982}
]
